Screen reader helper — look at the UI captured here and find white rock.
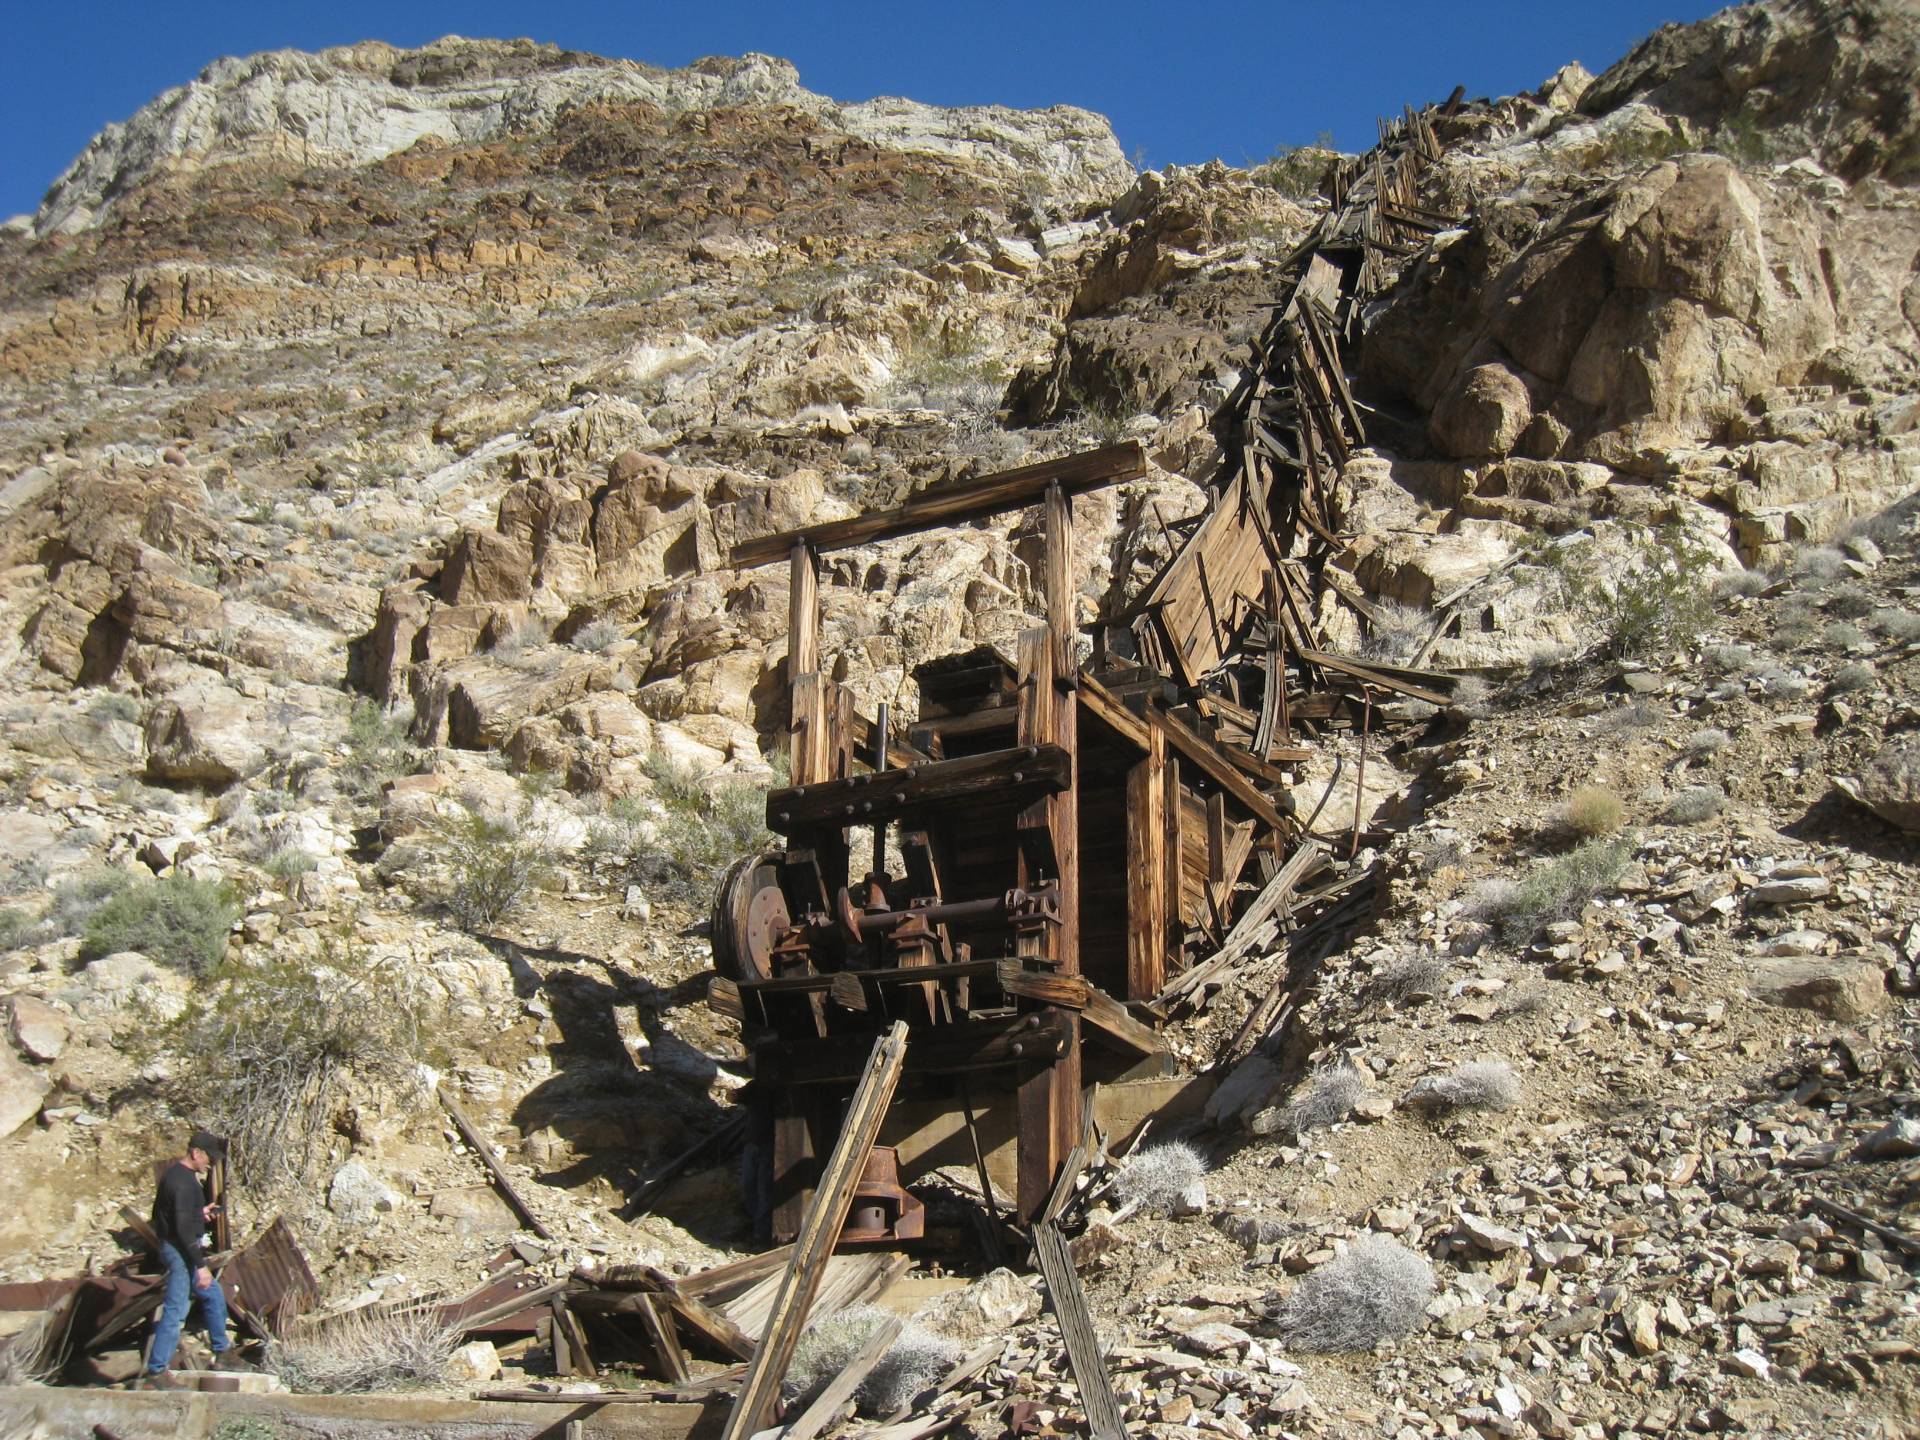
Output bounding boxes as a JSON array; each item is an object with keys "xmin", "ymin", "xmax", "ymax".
[
  {"xmin": 328, "ymin": 1160, "xmax": 403, "ymax": 1225},
  {"xmin": 446, "ymin": 1339, "xmax": 501, "ymax": 1383}
]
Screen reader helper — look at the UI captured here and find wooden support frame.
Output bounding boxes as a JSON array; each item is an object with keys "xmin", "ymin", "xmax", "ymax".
[{"xmin": 1124, "ymin": 721, "xmax": 1169, "ymax": 1000}]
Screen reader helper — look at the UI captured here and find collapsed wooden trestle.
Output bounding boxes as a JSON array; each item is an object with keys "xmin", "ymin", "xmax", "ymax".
[{"xmin": 710, "ymin": 102, "xmax": 1466, "ymax": 1238}]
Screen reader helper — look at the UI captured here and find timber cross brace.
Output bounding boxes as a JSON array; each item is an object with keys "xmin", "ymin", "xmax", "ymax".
[{"xmin": 706, "ymin": 97, "xmax": 1470, "ymax": 1243}]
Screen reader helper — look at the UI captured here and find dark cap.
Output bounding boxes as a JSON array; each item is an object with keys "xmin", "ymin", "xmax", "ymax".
[{"xmin": 188, "ymin": 1129, "xmax": 227, "ymax": 1162}]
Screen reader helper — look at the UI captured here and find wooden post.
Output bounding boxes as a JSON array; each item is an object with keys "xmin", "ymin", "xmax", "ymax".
[
  {"xmin": 720, "ymin": 1023, "xmax": 910, "ymax": 1440},
  {"xmin": 1009, "ymin": 477, "xmax": 1085, "ymax": 1225},
  {"xmin": 790, "ymin": 542, "xmax": 819, "ymax": 682},
  {"xmin": 1125, "ymin": 724, "xmax": 1168, "ymax": 1000}
]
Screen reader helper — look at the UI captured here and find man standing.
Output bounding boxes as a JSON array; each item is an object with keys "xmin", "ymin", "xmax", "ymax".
[{"xmin": 142, "ymin": 1129, "xmax": 248, "ymax": 1386}]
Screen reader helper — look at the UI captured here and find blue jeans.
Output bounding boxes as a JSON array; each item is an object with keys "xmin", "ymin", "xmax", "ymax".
[{"xmin": 147, "ymin": 1240, "xmax": 229, "ymax": 1373}]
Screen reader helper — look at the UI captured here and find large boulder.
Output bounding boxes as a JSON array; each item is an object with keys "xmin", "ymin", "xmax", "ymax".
[
  {"xmin": 1834, "ymin": 734, "xmax": 1920, "ymax": 832},
  {"xmin": 441, "ymin": 529, "xmax": 534, "ymax": 606},
  {"xmin": 9, "ymin": 997, "xmax": 70, "ymax": 1063},
  {"xmin": 0, "ymin": 1047, "xmax": 51, "ymax": 1139},
  {"xmin": 1431, "ymin": 362, "xmax": 1534, "ymax": 460},
  {"xmin": 144, "ymin": 683, "xmax": 267, "ymax": 787},
  {"xmin": 1749, "ymin": 956, "xmax": 1887, "ymax": 1021}
]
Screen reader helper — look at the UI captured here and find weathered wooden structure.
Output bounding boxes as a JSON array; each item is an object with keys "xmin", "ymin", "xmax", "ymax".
[{"xmin": 710, "ymin": 102, "xmax": 1464, "ymax": 1241}]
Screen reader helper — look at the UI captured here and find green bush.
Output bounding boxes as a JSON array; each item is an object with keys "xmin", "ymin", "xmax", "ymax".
[
  {"xmin": 1562, "ymin": 786, "xmax": 1625, "ymax": 838},
  {"xmin": 80, "ymin": 874, "xmax": 239, "ymax": 976},
  {"xmin": 343, "ymin": 699, "xmax": 409, "ymax": 798},
  {"xmin": 0, "ymin": 908, "xmax": 30, "ymax": 953},
  {"xmin": 1574, "ymin": 526, "xmax": 1716, "ymax": 661},
  {"xmin": 433, "ymin": 802, "xmax": 555, "ymax": 929},
  {"xmin": 1477, "ymin": 836, "xmax": 1634, "ymax": 944},
  {"xmin": 167, "ymin": 944, "xmax": 437, "ymax": 1186},
  {"xmin": 636, "ymin": 751, "xmax": 777, "ymax": 895}
]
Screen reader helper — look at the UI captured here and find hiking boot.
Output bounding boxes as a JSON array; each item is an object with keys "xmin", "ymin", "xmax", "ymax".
[
  {"xmin": 140, "ymin": 1369, "xmax": 188, "ymax": 1391},
  {"xmin": 212, "ymin": 1349, "xmax": 257, "ymax": 1374}
]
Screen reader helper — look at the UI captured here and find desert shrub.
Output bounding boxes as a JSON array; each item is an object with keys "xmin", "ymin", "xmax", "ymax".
[
  {"xmin": 1714, "ymin": 569, "xmax": 1770, "ymax": 599},
  {"xmin": 639, "ymin": 750, "xmax": 776, "ymax": 894},
  {"xmin": 79, "ymin": 874, "xmax": 238, "ymax": 977},
  {"xmin": 783, "ymin": 1303, "xmax": 960, "ymax": 1417},
  {"xmin": 1269, "ymin": 1235, "xmax": 1434, "ymax": 1351},
  {"xmin": 1660, "ymin": 785, "xmax": 1725, "ymax": 825},
  {"xmin": 1871, "ymin": 608, "xmax": 1920, "ymax": 642},
  {"xmin": 1684, "ymin": 727, "xmax": 1731, "ymax": 757},
  {"xmin": 1703, "ymin": 644, "xmax": 1754, "ymax": 674},
  {"xmin": 1570, "ymin": 525, "xmax": 1715, "ymax": 660},
  {"xmin": 1368, "ymin": 953, "xmax": 1449, "ymax": 1003},
  {"xmin": 1361, "ymin": 604, "xmax": 1432, "ymax": 664},
  {"xmin": 1753, "ymin": 663, "xmax": 1809, "ymax": 701},
  {"xmin": 88, "ymin": 691, "xmax": 143, "ymax": 724},
  {"xmin": 1792, "ymin": 545, "xmax": 1848, "ymax": 585},
  {"xmin": 343, "ymin": 699, "xmax": 409, "ymax": 798},
  {"xmin": 0, "ymin": 856, "xmax": 46, "ymax": 898},
  {"xmin": 43, "ymin": 869, "xmax": 130, "ymax": 937},
  {"xmin": 0, "ymin": 908, "xmax": 29, "ymax": 952},
  {"xmin": 1596, "ymin": 700, "xmax": 1660, "ymax": 730},
  {"xmin": 1498, "ymin": 980, "xmax": 1549, "ymax": 1018},
  {"xmin": 1475, "ymin": 836, "xmax": 1633, "ymax": 944},
  {"xmin": 1772, "ymin": 595, "xmax": 1822, "ymax": 647},
  {"xmin": 1830, "ymin": 662, "xmax": 1876, "ymax": 693},
  {"xmin": 1827, "ymin": 583, "xmax": 1875, "ymax": 620},
  {"xmin": 1404, "ymin": 1059, "xmax": 1521, "ymax": 1113},
  {"xmin": 1251, "ymin": 142, "xmax": 1336, "ymax": 200},
  {"xmin": 269, "ymin": 1306, "xmax": 455, "ymax": 1394},
  {"xmin": 1112, "ymin": 1140, "xmax": 1207, "ymax": 1216},
  {"xmin": 1825, "ymin": 622, "xmax": 1867, "ymax": 650},
  {"xmin": 262, "ymin": 847, "xmax": 318, "ymax": 881},
  {"xmin": 1284, "ymin": 1066, "xmax": 1369, "ymax": 1133},
  {"xmin": 1561, "ymin": 786, "xmax": 1624, "ymax": 838},
  {"xmin": 0, "ymin": 1306, "xmax": 66, "ymax": 1383},
  {"xmin": 167, "ymin": 944, "xmax": 436, "ymax": 1186},
  {"xmin": 432, "ymin": 801, "xmax": 556, "ymax": 929},
  {"xmin": 570, "ymin": 619, "xmax": 626, "ymax": 653},
  {"xmin": 1449, "ymin": 676, "xmax": 1490, "ymax": 714}
]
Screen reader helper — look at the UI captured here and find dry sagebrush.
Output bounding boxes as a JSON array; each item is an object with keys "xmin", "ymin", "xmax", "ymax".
[
  {"xmin": 1112, "ymin": 1140, "xmax": 1208, "ymax": 1216},
  {"xmin": 783, "ymin": 1303, "xmax": 959, "ymax": 1417},
  {"xmin": 1284, "ymin": 1065, "xmax": 1370, "ymax": 1134},
  {"xmin": 1269, "ymin": 1236, "xmax": 1434, "ymax": 1351},
  {"xmin": 269, "ymin": 1305, "xmax": 457, "ymax": 1394},
  {"xmin": 1403, "ymin": 1060, "xmax": 1521, "ymax": 1114}
]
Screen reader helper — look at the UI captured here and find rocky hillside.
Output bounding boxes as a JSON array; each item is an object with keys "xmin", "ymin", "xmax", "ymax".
[{"xmin": 0, "ymin": 0, "xmax": 1918, "ymax": 1430}]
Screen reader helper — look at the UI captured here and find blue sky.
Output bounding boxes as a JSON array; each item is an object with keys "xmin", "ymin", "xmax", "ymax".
[{"xmin": 1, "ymin": 0, "xmax": 1727, "ymax": 222}]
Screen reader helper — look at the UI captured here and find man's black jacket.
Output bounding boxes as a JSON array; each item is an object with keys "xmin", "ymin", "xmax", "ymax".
[{"xmin": 150, "ymin": 1161, "xmax": 208, "ymax": 1270}]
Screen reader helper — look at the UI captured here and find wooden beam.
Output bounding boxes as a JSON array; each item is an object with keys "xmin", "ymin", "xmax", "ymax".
[
  {"xmin": 678, "ymin": 1246, "xmax": 795, "ymax": 1301},
  {"xmin": 1032, "ymin": 1221, "xmax": 1127, "ymax": 1440},
  {"xmin": 1076, "ymin": 670, "xmax": 1150, "ymax": 752},
  {"xmin": 1293, "ymin": 647, "xmax": 1453, "ymax": 705},
  {"xmin": 720, "ymin": 1022, "xmax": 910, "ymax": 1440},
  {"xmin": 1081, "ymin": 984, "xmax": 1167, "ymax": 1060},
  {"xmin": 1125, "ymin": 725, "xmax": 1168, "ymax": 1000},
  {"xmin": 766, "ymin": 744, "xmax": 1070, "ymax": 833},
  {"xmin": 730, "ymin": 444, "xmax": 1146, "ymax": 568},
  {"xmin": 1149, "ymin": 707, "xmax": 1293, "ymax": 837},
  {"xmin": 438, "ymin": 1087, "xmax": 553, "ymax": 1241}
]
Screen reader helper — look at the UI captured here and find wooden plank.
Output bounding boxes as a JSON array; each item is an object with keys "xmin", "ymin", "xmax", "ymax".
[
  {"xmin": 1294, "ymin": 647, "xmax": 1452, "ymax": 704},
  {"xmin": 1149, "ymin": 707, "xmax": 1292, "ymax": 837},
  {"xmin": 730, "ymin": 444, "xmax": 1146, "ymax": 568},
  {"xmin": 789, "ymin": 543, "xmax": 819, "ymax": 680},
  {"xmin": 766, "ymin": 744, "xmax": 1070, "ymax": 833},
  {"xmin": 623, "ymin": 1114, "xmax": 748, "ymax": 1221},
  {"xmin": 1125, "ymin": 724, "xmax": 1168, "ymax": 1000},
  {"xmin": 720, "ymin": 1022, "xmax": 910, "ymax": 1440},
  {"xmin": 438, "ymin": 1087, "xmax": 553, "ymax": 1241},
  {"xmin": 680, "ymin": 1246, "xmax": 794, "ymax": 1302},
  {"xmin": 573, "ymin": 1267, "xmax": 758, "ymax": 1362},
  {"xmin": 1032, "ymin": 1221, "xmax": 1127, "ymax": 1440},
  {"xmin": 633, "ymin": 1292, "xmax": 689, "ymax": 1384},
  {"xmin": 780, "ymin": 1313, "xmax": 903, "ymax": 1440}
]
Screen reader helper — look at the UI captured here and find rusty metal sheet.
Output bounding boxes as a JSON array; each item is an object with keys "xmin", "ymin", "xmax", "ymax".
[{"xmin": 220, "ymin": 1215, "xmax": 318, "ymax": 1336}]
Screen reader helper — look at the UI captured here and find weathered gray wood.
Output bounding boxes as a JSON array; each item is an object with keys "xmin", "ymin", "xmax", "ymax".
[
  {"xmin": 1032, "ymin": 1221, "xmax": 1127, "ymax": 1440},
  {"xmin": 439, "ymin": 1087, "xmax": 553, "ymax": 1241}
]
